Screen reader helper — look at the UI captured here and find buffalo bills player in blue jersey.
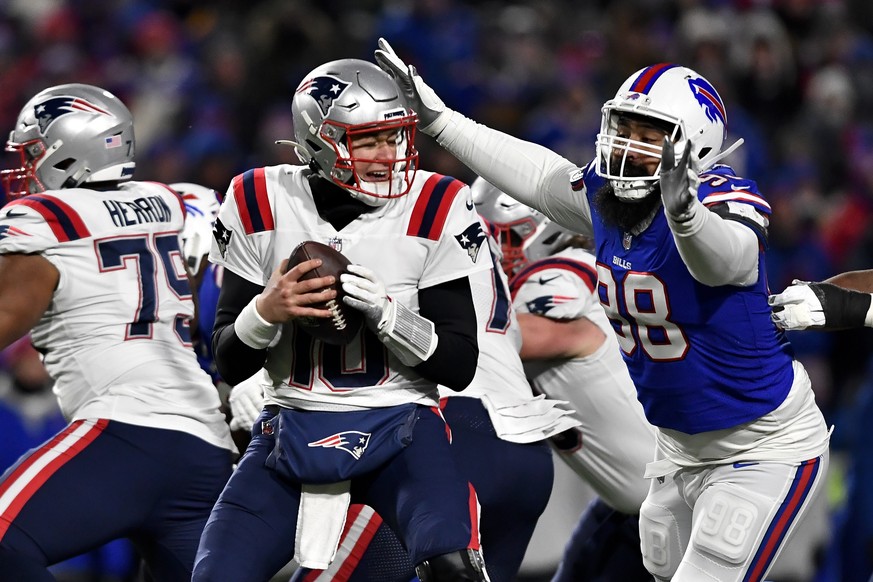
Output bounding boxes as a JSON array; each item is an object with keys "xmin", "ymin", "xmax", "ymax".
[{"xmin": 375, "ymin": 40, "xmax": 831, "ymax": 582}]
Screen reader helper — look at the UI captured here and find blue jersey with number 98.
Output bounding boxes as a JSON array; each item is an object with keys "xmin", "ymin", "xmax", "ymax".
[{"xmin": 582, "ymin": 163, "xmax": 794, "ymax": 434}]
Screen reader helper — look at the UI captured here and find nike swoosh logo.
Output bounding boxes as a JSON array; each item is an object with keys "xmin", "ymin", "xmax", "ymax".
[
  {"xmin": 5, "ymin": 211, "xmax": 26, "ymax": 218},
  {"xmin": 730, "ymin": 184, "xmax": 751, "ymax": 191},
  {"xmin": 732, "ymin": 461, "xmax": 759, "ymax": 469},
  {"xmin": 538, "ymin": 275, "xmax": 560, "ymax": 285},
  {"xmin": 465, "ymin": 200, "xmax": 474, "ymax": 210}
]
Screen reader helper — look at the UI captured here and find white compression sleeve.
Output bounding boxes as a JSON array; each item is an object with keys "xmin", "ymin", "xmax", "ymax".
[
  {"xmin": 667, "ymin": 201, "xmax": 760, "ymax": 287},
  {"xmin": 435, "ymin": 110, "xmax": 594, "ymax": 235}
]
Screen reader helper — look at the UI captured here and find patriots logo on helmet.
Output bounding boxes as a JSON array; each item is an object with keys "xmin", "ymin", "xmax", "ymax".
[
  {"xmin": 687, "ymin": 78, "xmax": 727, "ymax": 128},
  {"xmin": 455, "ymin": 222, "xmax": 487, "ymax": 263},
  {"xmin": 297, "ymin": 75, "xmax": 351, "ymax": 117},
  {"xmin": 34, "ymin": 96, "xmax": 111, "ymax": 134},
  {"xmin": 308, "ymin": 431, "xmax": 371, "ymax": 460}
]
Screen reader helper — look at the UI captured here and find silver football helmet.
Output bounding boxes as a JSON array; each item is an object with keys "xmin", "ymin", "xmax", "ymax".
[
  {"xmin": 595, "ymin": 64, "xmax": 739, "ymax": 201},
  {"xmin": 471, "ymin": 177, "xmax": 573, "ymax": 276},
  {"xmin": 289, "ymin": 59, "xmax": 418, "ymax": 206},
  {"xmin": 2, "ymin": 83, "xmax": 135, "ymax": 198}
]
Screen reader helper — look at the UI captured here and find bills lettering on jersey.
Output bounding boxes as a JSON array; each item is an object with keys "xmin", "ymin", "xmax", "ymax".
[
  {"xmin": 455, "ymin": 222, "xmax": 487, "ymax": 263},
  {"xmin": 213, "ymin": 217, "xmax": 233, "ymax": 258}
]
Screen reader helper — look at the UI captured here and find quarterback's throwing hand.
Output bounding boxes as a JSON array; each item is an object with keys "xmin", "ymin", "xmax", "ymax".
[
  {"xmin": 659, "ymin": 138, "xmax": 700, "ymax": 222},
  {"xmin": 374, "ymin": 38, "xmax": 447, "ymax": 134},
  {"xmin": 342, "ymin": 263, "xmax": 438, "ymax": 367},
  {"xmin": 341, "ymin": 264, "xmax": 390, "ymax": 330}
]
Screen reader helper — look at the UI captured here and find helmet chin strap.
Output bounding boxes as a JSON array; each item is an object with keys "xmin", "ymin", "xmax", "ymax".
[
  {"xmin": 699, "ymin": 138, "xmax": 745, "ymax": 170},
  {"xmin": 276, "ymin": 139, "xmax": 313, "ymax": 166}
]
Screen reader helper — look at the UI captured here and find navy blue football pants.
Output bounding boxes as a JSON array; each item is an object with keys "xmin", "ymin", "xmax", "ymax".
[
  {"xmin": 552, "ymin": 497, "xmax": 650, "ymax": 582},
  {"xmin": 291, "ymin": 396, "xmax": 555, "ymax": 582},
  {"xmin": 193, "ymin": 403, "xmax": 485, "ymax": 582},
  {"xmin": 0, "ymin": 419, "xmax": 233, "ymax": 582}
]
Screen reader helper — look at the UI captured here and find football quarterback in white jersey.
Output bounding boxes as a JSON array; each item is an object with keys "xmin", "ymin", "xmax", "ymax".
[
  {"xmin": 193, "ymin": 59, "xmax": 492, "ymax": 582},
  {"xmin": 289, "ymin": 228, "xmax": 581, "ymax": 582},
  {"xmin": 0, "ymin": 83, "xmax": 234, "ymax": 581}
]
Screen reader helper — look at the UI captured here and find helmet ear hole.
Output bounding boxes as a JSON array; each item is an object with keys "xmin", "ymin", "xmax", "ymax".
[
  {"xmin": 53, "ymin": 158, "xmax": 75, "ymax": 171},
  {"xmin": 305, "ymin": 138, "xmax": 324, "ymax": 153},
  {"xmin": 698, "ymin": 147, "xmax": 711, "ymax": 160}
]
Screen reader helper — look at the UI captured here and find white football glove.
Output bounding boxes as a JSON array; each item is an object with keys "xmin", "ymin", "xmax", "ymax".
[
  {"xmin": 341, "ymin": 264, "xmax": 438, "ymax": 367},
  {"xmin": 228, "ymin": 378, "xmax": 265, "ymax": 432},
  {"xmin": 768, "ymin": 280, "xmax": 825, "ymax": 330},
  {"xmin": 769, "ymin": 279, "xmax": 873, "ymax": 330},
  {"xmin": 659, "ymin": 138, "xmax": 700, "ymax": 223},
  {"xmin": 374, "ymin": 37, "xmax": 449, "ymax": 135}
]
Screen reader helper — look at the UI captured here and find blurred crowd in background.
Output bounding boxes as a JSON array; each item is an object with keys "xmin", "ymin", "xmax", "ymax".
[{"xmin": 2, "ymin": 0, "xmax": 873, "ymax": 580}]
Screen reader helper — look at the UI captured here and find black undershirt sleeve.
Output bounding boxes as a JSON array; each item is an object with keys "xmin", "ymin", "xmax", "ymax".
[
  {"xmin": 413, "ymin": 276, "xmax": 479, "ymax": 391},
  {"xmin": 211, "ymin": 270, "xmax": 270, "ymax": 386}
]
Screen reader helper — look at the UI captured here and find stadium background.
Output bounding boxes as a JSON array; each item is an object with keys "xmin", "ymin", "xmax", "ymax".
[{"xmin": 1, "ymin": 0, "xmax": 873, "ymax": 580}]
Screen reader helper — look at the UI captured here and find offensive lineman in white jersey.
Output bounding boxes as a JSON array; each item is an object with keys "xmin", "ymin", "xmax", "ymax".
[
  {"xmin": 192, "ymin": 59, "xmax": 492, "ymax": 582},
  {"xmin": 286, "ymin": 227, "xmax": 580, "ymax": 582},
  {"xmin": 0, "ymin": 84, "xmax": 235, "ymax": 581},
  {"xmin": 472, "ymin": 177, "xmax": 655, "ymax": 580}
]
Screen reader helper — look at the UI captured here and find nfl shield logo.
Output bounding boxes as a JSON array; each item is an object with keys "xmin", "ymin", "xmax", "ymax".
[
  {"xmin": 327, "ymin": 237, "xmax": 343, "ymax": 252},
  {"xmin": 622, "ymin": 232, "xmax": 633, "ymax": 250}
]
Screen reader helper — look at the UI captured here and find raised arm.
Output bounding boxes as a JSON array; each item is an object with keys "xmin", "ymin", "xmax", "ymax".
[{"xmin": 374, "ymin": 38, "xmax": 593, "ymax": 236}]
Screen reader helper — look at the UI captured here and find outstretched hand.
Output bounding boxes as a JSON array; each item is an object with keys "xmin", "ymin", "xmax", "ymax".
[
  {"xmin": 374, "ymin": 38, "xmax": 448, "ymax": 134},
  {"xmin": 769, "ymin": 279, "xmax": 873, "ymax": 330},
  {"xmin": 659, "ymin": 138, "xmax": 700, "ymax": 222}
]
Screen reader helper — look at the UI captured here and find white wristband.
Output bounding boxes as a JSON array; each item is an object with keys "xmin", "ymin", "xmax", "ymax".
[
  {"xmin": 234, "ymin": 295, "xmax": 280, "ymax": 349},
  {"xmin": 865, "ymin": 294, "xmax": 873, "ymax": 328}
]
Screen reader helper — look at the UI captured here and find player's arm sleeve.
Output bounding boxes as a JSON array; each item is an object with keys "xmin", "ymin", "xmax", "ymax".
[
  {"xmin": 434, "ymin": 110, "xmax": 593, "ymax": 235},
  {"xmin": 212, "ymin": 269, "xmax": 271, "ymax": 386},
  {"xmin": 666, "ymin": 201, "xmax": 761, "ymax": 287},
  {"xmin": 413, "ymin": 276, "xmax": 478, "ymax": 391}
]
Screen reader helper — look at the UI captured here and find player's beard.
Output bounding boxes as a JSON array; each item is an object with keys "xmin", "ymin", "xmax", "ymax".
[{"xmin": 593, "ymin": 161, "xmax": 662, "ymax": 233}]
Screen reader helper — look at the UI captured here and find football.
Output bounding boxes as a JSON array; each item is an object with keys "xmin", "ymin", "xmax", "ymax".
[{"xmin": 286, "ymin": 241, "xmax": 363, "ymax": 345}]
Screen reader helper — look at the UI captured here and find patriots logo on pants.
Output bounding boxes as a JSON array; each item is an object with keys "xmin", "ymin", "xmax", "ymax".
[
  {"xmin": 34, "ymin": 96, "xmax": 111, "ymax": 133},
  {"xmin": 455, "ymin": 222, "xmax": 487, "ymax": 263},
  {"xmin": 297, "ymin": 75, "xmax": 351, "ymax": 117},
  {"xmin": 308, "ymin": 431, "xmax": 371, "ymax": 460}
]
